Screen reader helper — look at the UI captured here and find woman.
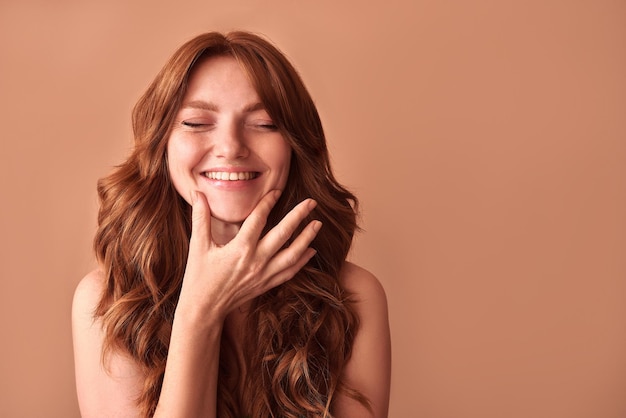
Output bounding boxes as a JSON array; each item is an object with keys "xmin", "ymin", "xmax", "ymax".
[{"xmin": 72, "ymin": 31, "xmax": 391, "ymax": 418}]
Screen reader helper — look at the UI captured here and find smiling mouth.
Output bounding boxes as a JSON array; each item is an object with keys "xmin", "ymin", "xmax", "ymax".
[{"xmin": 203, "ymin": 171, "xmax": 260, "ymax": 181}]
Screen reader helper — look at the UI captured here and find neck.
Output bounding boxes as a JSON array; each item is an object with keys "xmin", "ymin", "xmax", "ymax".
[{"xmin": 210, "ymin": 217, "xmax": 242, "ymax": 246}]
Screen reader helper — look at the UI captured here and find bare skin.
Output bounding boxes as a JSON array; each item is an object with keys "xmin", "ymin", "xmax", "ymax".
[
  {"xmin": 73, "ymin": 190, "xmax": 390, "ymax": 417},
  {"xmin": 73, "ymin": 55, "xmax": 390, "ymax": 418}
]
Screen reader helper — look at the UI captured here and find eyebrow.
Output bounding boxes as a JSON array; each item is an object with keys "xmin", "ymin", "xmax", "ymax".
[
  {"xmin": 180, "ymin": 100, "xmax": 266, "ymax": 113},
  {"xmin": 181, "ymin": 100, "xmax": 219, "ymax": 111}
]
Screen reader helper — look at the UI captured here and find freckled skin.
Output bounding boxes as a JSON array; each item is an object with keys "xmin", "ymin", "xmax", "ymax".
[{"xmin": 167, "ymin": 55, "xmax": 291, "ymax": 242}]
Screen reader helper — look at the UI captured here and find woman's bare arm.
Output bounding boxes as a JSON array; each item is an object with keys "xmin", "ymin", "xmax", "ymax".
[
  {"xmin": 332, "ymin": 262, "xmax": 392, "ymax": 418},
  {"xmin": 72, "ymin": 270, "xmax": 145, "ymax": 418}
]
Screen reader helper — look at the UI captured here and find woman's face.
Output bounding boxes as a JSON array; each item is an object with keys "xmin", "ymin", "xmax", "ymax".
[{"xmin": 167, "ymin": 55, "xmax": 292, "ymax": 226}]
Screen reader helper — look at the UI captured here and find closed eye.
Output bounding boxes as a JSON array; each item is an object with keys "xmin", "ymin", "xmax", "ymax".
[
  {"xmin": 182, "ymin": 121, "xmax": 208, "ymax": 128},
  {"xmin": 248, "ymin": 122, "xmax": 278, "ymax": 131}
]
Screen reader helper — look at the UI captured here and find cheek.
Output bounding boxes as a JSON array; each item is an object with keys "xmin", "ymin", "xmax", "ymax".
[
  {"xmin": 273, "ymin": 143, "xmax": 292, "ymax": 186},
  {"xmin": 167, "ymin": 137, "xmax": 201, "ymax": 200},
  {"xmin": 167, "ymin": 136, "xmax": 203, "ymax": 170}
]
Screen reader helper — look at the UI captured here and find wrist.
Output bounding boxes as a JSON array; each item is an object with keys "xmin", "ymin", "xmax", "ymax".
[{"xmin": 173, "ymin": 296, "xmax": 227, "ymax": 335}]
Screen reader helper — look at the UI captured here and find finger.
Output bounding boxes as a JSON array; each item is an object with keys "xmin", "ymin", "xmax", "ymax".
[
  {"xmin": 189, "ymin": 190, "xmax": 212, "ymax": 251},
  {"xmin": 262, "ymin": 219, "xmax": 322, "ymax": 280},
  {"xmin": 257, "ymin": 198, "xmax": 318, "ymax": 257},
  {"xmin": 265, "ymin": 247, "xmax": 317, "ymax": 289},
  {"xmin": 236, "ymin": 189, "xmax": 282, "ymax": 243}
]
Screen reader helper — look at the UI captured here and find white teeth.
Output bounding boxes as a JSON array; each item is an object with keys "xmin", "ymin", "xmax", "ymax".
[{"xmin": 204, "ymin": 171, "xmax": 257, "ymax": 181}]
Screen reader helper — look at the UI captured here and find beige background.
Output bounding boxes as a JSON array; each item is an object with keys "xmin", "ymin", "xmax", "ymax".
[{"xmin": 1, "ymin": 0, "xmax": 625, "ymax": 417}]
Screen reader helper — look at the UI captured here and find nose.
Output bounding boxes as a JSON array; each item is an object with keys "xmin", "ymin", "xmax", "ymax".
[{"xmin": 212, "ymin": 121, "xmax": 249, "ymax": 159}]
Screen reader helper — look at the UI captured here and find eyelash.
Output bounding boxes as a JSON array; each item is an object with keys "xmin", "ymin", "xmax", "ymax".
[
  {"xmin": 182, "ymin": 121, "xmax": 208, "ymax": 128},
  {"xmin": 256, "ymin": 123, "xmax": 278, "ymax": 130},
  {"xmin": 181, "ymin": 121, "xmax": 278, "ymax": 131}
]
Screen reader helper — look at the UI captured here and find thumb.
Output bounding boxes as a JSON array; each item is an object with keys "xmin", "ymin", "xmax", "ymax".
[{"xmin": 190, "ymin": 190, "xmax": 212, "ymax": 250}]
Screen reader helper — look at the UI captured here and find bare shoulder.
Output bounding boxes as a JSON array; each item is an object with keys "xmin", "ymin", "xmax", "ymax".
[
  {"xmin": 72, "ymin": 269, "xmax": 144, "ymax": 417},
  {"xmin": 71, "ymin": 269, "xmax": 106, "ymax": 361},
  {"xmin": 340, "ymin": 261, "xmax": 388, "ymax": 309},
  {"xmin": 334, "ymin": 262, "xmax": 391, "ymax": 417},
  {"xmin": 72, "ymin": 269, "xmax": 106, "ymax": 324}
]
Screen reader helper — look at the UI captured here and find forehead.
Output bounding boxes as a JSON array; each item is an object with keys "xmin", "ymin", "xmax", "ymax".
[{"xmin": 182, "ymin": 55, "xmax": 260, "ymax": 107}]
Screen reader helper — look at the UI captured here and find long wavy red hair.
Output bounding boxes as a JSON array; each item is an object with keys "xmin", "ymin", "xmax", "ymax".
[{"xmin": 94, "ymin": 31, "xmax": 367, "ymax": 417}]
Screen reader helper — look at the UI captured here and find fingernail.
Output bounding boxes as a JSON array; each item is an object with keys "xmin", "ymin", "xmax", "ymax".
[
  {"xmin": 312, "ymin": 220, "xmax": 322, "ymax": 232},
  {"xmin": 190, "ymin": 190, "xmax": 197, "ymax": 204},
  {"xmin": 308, "ymin": 199, "xmax": 318, "ymax": 210}
]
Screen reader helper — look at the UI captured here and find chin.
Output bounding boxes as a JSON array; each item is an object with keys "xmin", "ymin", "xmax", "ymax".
[
  {"xmin": 205, "ymin": 192, "xmax": 264, "ymax": 224},
  {"xmin": 209, "ymin": 207, "xmax": 253, "ymax": 225}
]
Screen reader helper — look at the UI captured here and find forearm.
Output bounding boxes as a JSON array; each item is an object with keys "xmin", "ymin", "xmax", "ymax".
[
  {"xmin": 151, "ymin": 191, "xmax": 319, "ymax": 417},
  {"xmin": 153, "ymin": 308, "xmax": 224, "ymax": 418}
]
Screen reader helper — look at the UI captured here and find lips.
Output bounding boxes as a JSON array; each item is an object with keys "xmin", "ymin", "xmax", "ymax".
[{"xmin": 203, "ymin": 171, "xmax": 260, "ymax": 181}]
